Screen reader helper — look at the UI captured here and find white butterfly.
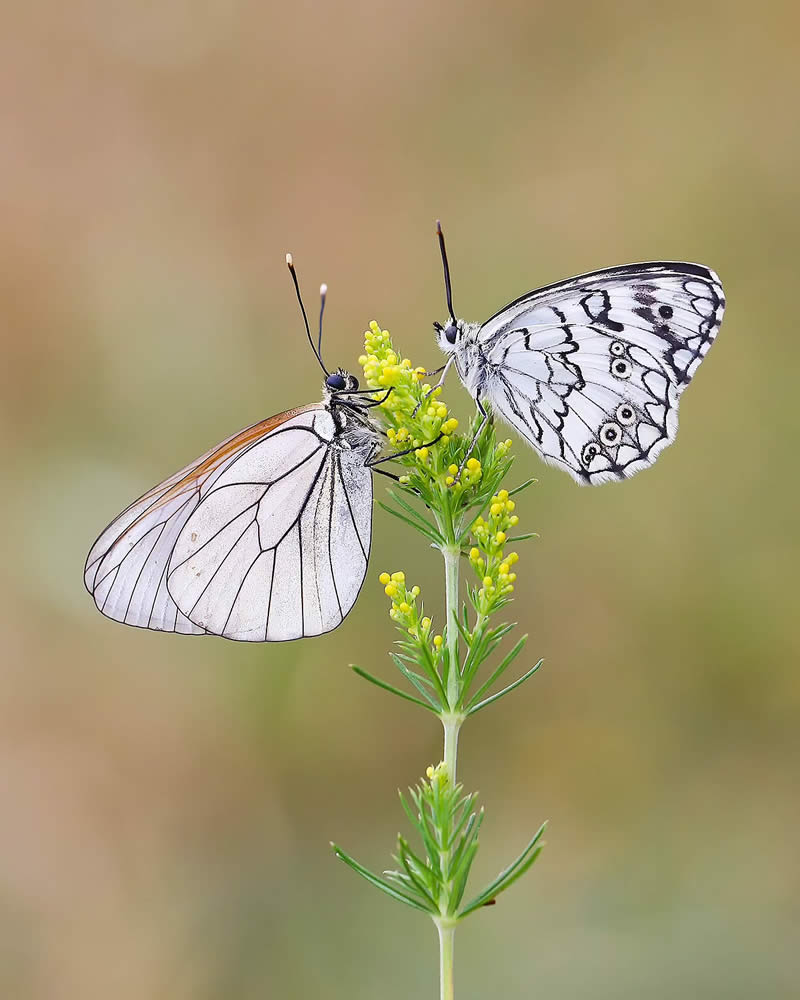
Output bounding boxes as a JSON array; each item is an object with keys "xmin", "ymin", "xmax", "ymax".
[
  {"xmin": 428, "ymin": 223, "xmax": 725, "ymax": 484},
  {"xmin": 84, "ymin": 258, "xmax": 393, "ymax": 641}
]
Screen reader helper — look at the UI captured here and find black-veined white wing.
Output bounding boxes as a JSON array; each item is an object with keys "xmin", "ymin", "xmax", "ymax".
[
  {"xmin": 167, "ymin": 409, "xmax": 374, "ymax": 641},
  {"xmin": 470, "ymin": 262, "xmax": 725, "ymax": 484},
  {"xmin": 84, "ymin": 404, "xmax": 374, "ymax": 640}
]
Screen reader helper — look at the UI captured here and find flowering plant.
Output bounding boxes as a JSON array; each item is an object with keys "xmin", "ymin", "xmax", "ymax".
[{"xmin": 333, "ymin": 322, "xmax": 545, "ymax": 1000}]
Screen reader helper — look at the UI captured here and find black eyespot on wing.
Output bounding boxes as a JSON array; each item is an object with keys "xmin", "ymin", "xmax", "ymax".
[
  {"xmin": 658, "ymin": 305, "xmax": 673, "ymax": 319},
  {"xmin": 581, "ymin": 442, "xmax": 600, "ymax": 467},
  {"xmin": 616, "ymin": 403, "xmax": 636, "ymax": 426},
  {"xmin": 600, "ymin": 421, "xmax": 622, "ymax": 445}
]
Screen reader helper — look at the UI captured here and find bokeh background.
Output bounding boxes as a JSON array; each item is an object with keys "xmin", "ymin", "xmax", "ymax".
[{"xmin": 3, "ymin": 2, "xmax": 799, "ymax": 997}]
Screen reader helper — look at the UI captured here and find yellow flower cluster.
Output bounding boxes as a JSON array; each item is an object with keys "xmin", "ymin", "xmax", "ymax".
[
  {"xmin": 425, "ymin": 761, "xmax": 449, "ymax": 788},
  {"xmin": 468, "ymin": 488, "xmax": 521, "ymax": 610},
  {"xmin": 444, "ymin": 457, "xmax": 482, "ymax": 489},
  {"xmin": 359, "ymin": 321, "xmax": 458, "ymax": 465},
  {"xmin": 379, "ymin": 570, "xmax": 442, "ymax": 648}
]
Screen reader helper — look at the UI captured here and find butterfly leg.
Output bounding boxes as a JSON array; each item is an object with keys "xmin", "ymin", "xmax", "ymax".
[
  {"xmin": 449, "ymin": 397, "xmax": 490, "ymax": 487},
  {"xmin": 367, "ymin": 432, "xmax": 445, "ymax": 470},
  {"xmin": 411, "ymin": 357, "xmax": 455, "ymax": 417},
  {"xmin": 343, "ymin": 386, "xmax": 394, "ymax": 403}
]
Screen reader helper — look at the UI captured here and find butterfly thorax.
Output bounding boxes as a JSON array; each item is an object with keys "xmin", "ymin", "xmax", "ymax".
[{"xmin": 325, "ymin": 384, "xmax": 381, "ymax": 459}]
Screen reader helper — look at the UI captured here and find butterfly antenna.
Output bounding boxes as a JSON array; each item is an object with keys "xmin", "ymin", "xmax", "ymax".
[
  {"xmin": 436, "ymin": 219, "xmax": 456, "ymax": 323},
  {"xmin": 286, "ymin": 253, "xmax": 328, "ymax": 375},
  {"xmin": 318, "ymin": 283, "xmax": 327, "ymax": 368}
]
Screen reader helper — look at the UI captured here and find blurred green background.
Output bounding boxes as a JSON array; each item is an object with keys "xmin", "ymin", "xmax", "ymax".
[{"xmin": 2, "ymin": 2, "xmax": 799, "ymax": 997}]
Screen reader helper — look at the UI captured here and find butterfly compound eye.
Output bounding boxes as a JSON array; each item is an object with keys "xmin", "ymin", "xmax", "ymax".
[
  {"xmin": 326, "ymin": 373, "xmax": 347, "ymax": 391},
  {"xmin": 444, "ymin": 322, "xmax": 458, "ymax": 345}
]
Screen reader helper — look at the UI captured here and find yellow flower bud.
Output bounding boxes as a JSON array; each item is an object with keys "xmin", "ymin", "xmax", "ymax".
[
  {"xmin": 445, "ymin": 476, "xmax": 455, "ymax": 486},
  {"xmin": 469, "ymin": 547, "xmax": 480, "ymax": 561},
  {"xmin": 495, "ymin": 531, "xmax": 506, "ymax": 544},
  {"xmin": 483, "ymin": 576, "xmax": 493, "ymax": 588},
  {"xmin": 466, "ymin": 458, "xmax": 480, "ymax": 471},
  {"xmin": 384, "ymin": 583, "xmax": 397, "ymax": 597},
  {"xmin": 379, "ymin": 572, "xmax": 391, "ymax": 585},
  {"xmin": 416, "ymin": 447, "xmax": 429, "ymax": 461},
  {"xmin": 498, "ymin": 489, "xmax": 509, "ymax": 501},
  {"xmin": 505, "ymin": 499, "xmax": 516, "ymax": 512},
  {"xmin": 433, "ymin": 634, "xmax": 443, "ymax": 649},
  {"xmin": 411, "ymin": 586, "xmax": 420, "ymax": 596},
  {"xmin": 499, "ymin": 563, "xmax": 509, "ymax": 575},
  {"xmin": 421, "ymin": 617, "xmax": 431, "ymax": 630},
  {"xmin": 399, "ymin": 602, "xmax": 411, "ymax": 613},
  {"xmin": 391, "ymin": 571, "xmax": 405, "ymax": 583},
  {"xmin": 490, "ymin": 503, "xmax": 502, "ymax": 516},
  {"xmin": 448, "ymin": 464, "xmax": 459, "ymax": 475}
]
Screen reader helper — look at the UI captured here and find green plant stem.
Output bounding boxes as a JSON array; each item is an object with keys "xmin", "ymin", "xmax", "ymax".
[
  {"xmin": 440, "ymin": 540, "xmax": 462, "ymax": 999},
  {"xmin": 443, "ymin": 714, "xmax": 460, "ymax": 783},
  {"xmin": 436, "ymin": 919, "xmax": 456, "ymax": 1000},
  {"xmin": 442, "ymin": 544, "xmax": 461, "ymax": 709}
]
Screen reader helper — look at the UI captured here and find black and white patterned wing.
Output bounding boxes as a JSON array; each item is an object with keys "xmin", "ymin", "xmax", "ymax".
[
  {"xmin": 166, "ymin": 411, "xmax": 374, "ymax": 641},
  {"xmin": 474, "ymin": 262, "xmax": 724, "ymax": 484}
]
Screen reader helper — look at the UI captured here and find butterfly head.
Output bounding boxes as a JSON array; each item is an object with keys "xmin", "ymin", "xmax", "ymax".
[
  {"xmin": 325, "ymin": 368, "xmax": 360, "ymax": 394},
  {"xmin": 433, "ymin": 318, "xmax": 464, "ymax": 354}
]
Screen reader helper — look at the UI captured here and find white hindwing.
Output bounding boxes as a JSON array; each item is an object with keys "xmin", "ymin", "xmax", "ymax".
[
  {"xmin": 85, "ymin": 405, "xmax": 374, "ymax": 640},
  {"xmin": 463, "ymin": 262, "xmax": 724, "ymax": 484}
]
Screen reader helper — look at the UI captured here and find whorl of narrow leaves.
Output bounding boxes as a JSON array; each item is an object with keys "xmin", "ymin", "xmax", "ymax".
[{"xmin": 333, "ymin": 764, "xmax": 546, "ymax": 921}]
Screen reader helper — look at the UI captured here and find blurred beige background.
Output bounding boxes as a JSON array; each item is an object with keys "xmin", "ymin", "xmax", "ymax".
[{"xmin": 2, "ymin": 2, "xmax": 799, "ymax": 997}]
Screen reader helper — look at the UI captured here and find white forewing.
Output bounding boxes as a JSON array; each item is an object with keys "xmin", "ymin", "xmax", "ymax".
[
  {"xmin": 83, "ymin": 411, "xmax": 317, "ymax": 634},
  {"xmin": 459, "ymin": 262, "xmax": 724, "ymax": 484},
  {"xmin": 165, "ymin": 409, "xmax": 374, "ymax": 641},
  {"xmin": 85, "ymin": 403, "xmax": 375, "ymax": 639}
]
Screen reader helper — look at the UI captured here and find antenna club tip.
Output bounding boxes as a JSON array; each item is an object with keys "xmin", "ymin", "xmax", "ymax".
[
  {"xmin": 436, "ymin": 219, "xmax": 442, "ymax": 234},
  {"xmin": 286, "ymin": 252, "xmax": 293, "ymax": 267},
  {"xmin": 320, "ymin": 283, "xmax": 328, "ymax": 296}
]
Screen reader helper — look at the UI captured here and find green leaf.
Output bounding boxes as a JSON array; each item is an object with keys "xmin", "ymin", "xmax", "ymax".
[
  {"xmin": 397, "ymin": 838, "xmax": 440, "ymax": 907},
  {"xmin": 467, "ymin": 657, "xmax": 543, "ymax": 715},
  {"xmin": 378, "ymin": 502, "xmax": 442, "ymax": 544},
  {"xmin": 449, "ymin": 839, "xmax": 481, "ymax": 911},
  {"xmin": 458, "ymin": 822, "xmax": 547, "ymax": 917},
  {"xmin": 386, "ymin": 490, "xmax": 444, "ymax": 540},
  {"xmin": 399, "ymin": 790, "xmax": 441, "ymax": 870},
  {"xmin": 507, "ymin": 532, "xmax": 539, "ymax": 542},
  {"xmin": 351, "ymin": 665, "xmax": 438, "ymax": 711},
  {"xmin": 332, "ymin": 844, "xmax": 437, "ymax": 914},
  {"xmin": 509, "ymin": 477, "xmax": 537, "ymax": 496},
  {"xmin": 390, "ymin": 652, "xmax": 447, "ymax": 707},
  {"xmin": 460, "ymin": 635, "xmax": 528, "ymax": 711}
]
